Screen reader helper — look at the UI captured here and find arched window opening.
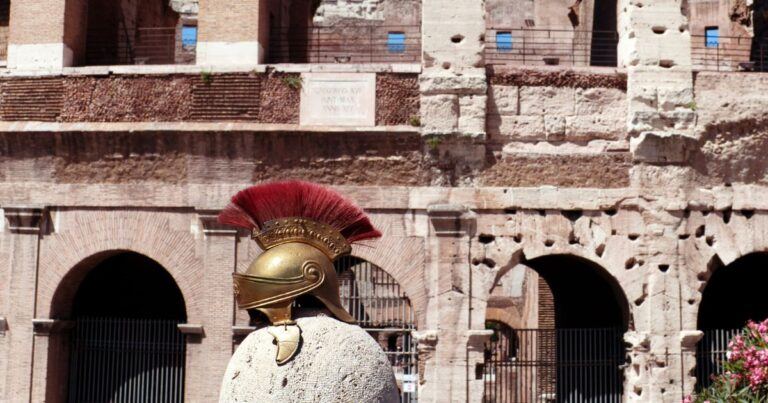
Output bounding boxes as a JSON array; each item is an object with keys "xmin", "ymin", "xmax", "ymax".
[
  {"xmin": 335, "ymin": 256, "xmax": 418, "ymax": 403},
  {"xmin": 483, "ymin": 255, "xmax": 628, "ymax": 403},
  {"xmin": 696, "ymin": 253, "xmax": 768, "ymax": 391},
  {"xmin": 65, "ymin": 252, "xmax": 187, "ymax": 403}
]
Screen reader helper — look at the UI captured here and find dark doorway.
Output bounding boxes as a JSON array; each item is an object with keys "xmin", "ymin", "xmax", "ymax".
[
  {"xmin": 484, "ymin": 256, "xmax": 628, "ymax": 402},
  {"xmin": 67, "ymin": 252, "xmax": 187, "ymax": 403},
  {"xmin": 696, "ymin": 253, "xmax": 768, "ymax": 391},
  {"xmin": 84, "ymin": 0, "xmax": 179, "ymax": 65},
  {"xmin": 590, "ymin": 0, "xmax": 618, "ymax": 66}
]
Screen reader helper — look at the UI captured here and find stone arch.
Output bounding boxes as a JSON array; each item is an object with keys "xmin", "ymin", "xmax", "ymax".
[
  {"xmin": 352, "ymin": 237, "xmax": 427, "ymax": 328},
  {"xmin": 36, "ymin": 211, "xmax": 203, "ymax": 322}
]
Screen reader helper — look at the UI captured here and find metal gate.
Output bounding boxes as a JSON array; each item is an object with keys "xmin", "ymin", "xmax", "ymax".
[
  {"xmin": 695, "ymin": 328, "xmax": 740, "ymax": 391},
  {"xmin": 68, "ymin": 317, "xmax": 186, "ymax": 403},
  {"xmin": 483, "ymin": 327, "xmax": 625, "ymax": 403},
  {"xmin": 335, "ymin": 256, "xmax": 419, "ymax": 403}
]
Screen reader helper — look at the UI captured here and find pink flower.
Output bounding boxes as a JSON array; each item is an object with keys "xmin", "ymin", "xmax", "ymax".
[{"xmin": 681, "ymin": 395, "xmax": 693, "ymax": 403}]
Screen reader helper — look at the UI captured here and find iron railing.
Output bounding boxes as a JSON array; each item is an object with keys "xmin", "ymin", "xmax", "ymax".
[
  {"xmin": 691, "ymin": 35, "xmax": 768, "ymax": 72},
  {"xmin": 483, "ymin": 328, "xmax": 625, "ymax": 403},
  {"xmin": 485, "ymin": 28, "xmax": 618, "ymax": 67},
  {"xmin": 68, "ymin": 317, "xmax": 186, "ymax": 403},
  {"xmin": 335, "ymin": 256, "xmax": 418, "ymax": 403},
  {"xmin": 694, "ymin": 328, "xmax": 741, "ymax": 391},
  {"xmin": 85, "ymin": 26, "xmax": 185, "ymax": 66},
  {"xmin": 267, "ymin": 25, "xmax": 421, "ymax": 64}
]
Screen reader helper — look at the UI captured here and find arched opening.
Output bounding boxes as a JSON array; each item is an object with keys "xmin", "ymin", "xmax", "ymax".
[
  {"xmin": 483, "ymin": 255, "xmax": 628, "ymax": 402},
  {"xmin": 334, "ymin": 256, "xmax": 418, "ymax": 403},
  {"xmin": 73, "ymin": 0, "xmax": 182, "ymax": 66},
  {"xmin": 58, "ymin": 251, "xmax": 187, "ymax": 403},
  {"xmin": 695, "ymin": 253, "xmax": 768, "ymax": 391}
]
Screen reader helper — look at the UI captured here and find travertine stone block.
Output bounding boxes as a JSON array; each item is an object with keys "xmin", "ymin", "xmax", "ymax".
[
  {"xmin": 421, "ymin": 94, "xmax": 459, "ymax": 135},
  {"xmin": 519, "ymin": 86, "xmax": 575, "ymax": 116},
  {"xmin": 486, "ymin": 114, "xmax": 546, "ymax": 140},
  {"xmin": 487, "ymin": 85, "xmax": 519, "ymax": 115},
  {"xmin": 458, "ymin": 95, "xmax": 487, "ymax": 138}
]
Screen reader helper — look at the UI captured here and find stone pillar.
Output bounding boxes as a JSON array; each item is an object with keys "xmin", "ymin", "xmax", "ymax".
[
  {"xmin": 619, "ymin": 1, "xmax": 696, "ymax": 400},
  {"xmin": 186, "ymin": 211, "xmax": 238, "ymax": 401},
  {"xmin": 197, "ymin": 0, "xmax": 264, "ymax": 66},
  {"xmin": 7, "ymin": 0, "xmax": 76, "ymax": 69},
  {"xmin": 420, "ymin": 204, "xmax": 490, "ymax": 403},
  {"xmin": 420, "ymin": 0, "xmax": 487, "ymax": 141},
  {"xmin": 0, "ymin": 207, "xmax": 45, "ymax": 402}
]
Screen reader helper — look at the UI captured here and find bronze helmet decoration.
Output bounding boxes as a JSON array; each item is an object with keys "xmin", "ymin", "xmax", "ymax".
[{"xmin": 218, "ymin": 181, "xmax": 381, "ymax": 364}]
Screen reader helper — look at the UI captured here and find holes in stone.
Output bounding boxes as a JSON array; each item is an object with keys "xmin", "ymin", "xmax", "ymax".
[
  {"xmin": 544, "ymin": 239, "xmax": 555, "ymax": 247},
  {"xmin": 652, "ymin": 26, "xmax": 667, "ymax": 34},
  {"xmin": 659, "ymin": 59, "xmax": 675, "ymax": 68},
  {"xmin": 451, "ymin": 34, "xmax": 464, "ymax": 43},
  {"xmin": 538, "ymin": 209, "xmax": 546, "ymax": 216},
  {"xmin": 605, "ymin": 208, "xmax": 618, "ymax": 216},
  {"xmin": 512, "ymin": 234, "xmax": 522, "ymax": 243},
  {"xmin": 702, "ymin": 210, "xmax": 711, "ymax": 216},
  {"xmin": 725, "ymin": 182, "xmax": 732, "ymax": 187},
  {"xmin": 478, "ymin": 234, "xmax": 496, "ymax": 244},
  {"xmin": 659, "ymin": 264, "xmax": 670, "ymax": 273},
  {"xmin": 628, "ymin": 233, "xmax": 640, "ymax": 241},
  {"xmin": 705, "ymin": 235, "xmax": 715, "ymax": 246},
  {"xmin": 482, "ymin": 258, "xmax": 497, "ymax": 268},
  {"xmin": 635, "ymin": 2, "xmax": 644, "ymax": 8},
  {"xmin": 687, "ymin": 299, "xmax": 695, "ymax": 305},
  {"xmin": 471, "ymin": 258, "xmax": 480, "ymax": 266},
  {"xmin": 282, "ymin": 377, "xmax": 288, "ymax": 387},
  {"xmin": 634, "ymin": 296, "xmax": 645, "ymax": 306},
  {"xmin": 611, "ymin": 229, "xmax": 617, "ymax": 235},
  {"xmin": 595, "ymin": 244, "xmax": 606, "ymax": 257},
  {"xmin": 742, "ymin": 209, "xmax": 755, "ymax": 219},
  {"xmin": 503, "ymin": 189, "xmax": 508, "ymax": 194},
  {"xmin": 504, "ymin": 208, "xmax": 517, "ymax": 215},
  {"xmin": 562, "ymin": 210, "xmax": 583, "ymax": 222},
  {"xmin": 695, "ymin": 225, "xmax": 705, "ymax": 237},
  {"xmin": 722, "ymin": 209, "xmax": 732, "ymax": 224},
  {"xmin": 697, "ymin": 272, "xmax": 707, "ymax": 281},
  {"xmin": 568, "ymin": 233, "xmax": 580, "ymax": 245},
  {"xmin": 683, "ymin": 208, "xmax": 691, "ymax": 218},
  {"xmin": 678, "ymin": 234, "xmax": 690, "ymax": 240},
  {"xmin": 442, "ymin": 61, "xmax": 451, "ymax": 70},
  {"xmin": 625, "ymin": 257, "xmax": 637, "ymax": 270}
]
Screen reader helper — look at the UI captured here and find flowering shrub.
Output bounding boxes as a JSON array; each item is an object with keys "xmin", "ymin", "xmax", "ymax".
[{"xmin": 685, "ymin": 319, "xmax": 768, "ymax": 403}]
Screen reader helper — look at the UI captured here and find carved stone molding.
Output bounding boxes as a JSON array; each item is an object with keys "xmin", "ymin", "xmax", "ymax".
[
  {"xmin": 426, "ymin": 204, "xmax": 476, "ymax": 237},
  {"xmin": 177, "ymin": 323, "xmax": 205, "ymax": 335},
  {"xmin": 32, "ymin": 318, "xmax": 73, "ymax": 335},
  {"xmin": 3, "ymin": 206, "xmax": 46, "ymax": 234},
  {"xmin": 197, "ymin": 210, "xmax": 238, "ymax": 236}
]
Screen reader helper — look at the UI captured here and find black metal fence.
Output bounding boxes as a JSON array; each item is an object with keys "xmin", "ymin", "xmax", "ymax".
[
  {"xmin": 691, "ymin": 35, "xmax": 768, "ymax": 72},
  {"xmin": 694, "ymin": 328, "xmax": 741, "ymax": 391},
  {"xmin": 485, "ymin": 28, "xmax": 618, "ymax": 67},
  {"xmin": 267, "ymin": 25, "xmax": 421, "ymax": 64},
  {"xmin": 335, "ymin": 256, "xmax": 418, "ymax": 403},
  {"xmin": 483, "ymin": 328, "xmax": 625, "ymax": 403},
  {"xmin": 85, "ymin": 26, "xmax": 182, "ymax": 66},
  {"xmin": 68, "ymin": 317, "xmax": 186, "ymax": 403}
]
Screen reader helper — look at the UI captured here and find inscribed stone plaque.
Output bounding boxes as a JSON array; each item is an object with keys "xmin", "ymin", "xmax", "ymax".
[{"xmin": 299, "ymin": 73, "xmax": 376, "ymax": 126}]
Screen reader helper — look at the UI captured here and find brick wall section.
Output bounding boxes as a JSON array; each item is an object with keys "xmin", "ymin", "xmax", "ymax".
[
  {"xmin": 9, "ymin": 0, "xmax": 66, "ymax": 44},
  {"xmin": 61, "ymin": 75, "xmax": 192, "ymax": 122},
  {"xmin": 0, "ymin": 78, "xmax": 64, "ymax": 121},
  {"xmin": 0, "ymin": 72, "xmax": 419, "ymax": 124},
  {"xmin": 479, "ymin": 153, "xmax": 632, "ymax": 188},
  {"xmin": 198, "ymin": 0, "xmax": 260, "ymax": 42},
  {"xmin": 376, "ymin": 73, "xmax": 419, "ymax": 126}
]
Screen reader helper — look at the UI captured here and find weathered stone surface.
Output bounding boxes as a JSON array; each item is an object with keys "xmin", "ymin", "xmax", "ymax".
[
  {"xmin": 220, "ymin": 315, "xmax": 399, "ymax": 403},
  {"xmin": 487, "ymin": 85, "xmax": 519, "ymax": 115},
  {"xmin": 458, "ymin": 95, "xmax": 486, "ymax": 137},
  {"xmin": 421, "ymin": 94, "xmax": 459, "ymax": 134},
  {"xmin": 519, "ymin": 86, "xmax": 575, "ymax": 116},
  {"xmin": 486, "ymin": 114, "xmax": 546, "ymax": 140}
]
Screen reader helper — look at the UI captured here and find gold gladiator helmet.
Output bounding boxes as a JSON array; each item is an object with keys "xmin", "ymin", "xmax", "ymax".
[
  {"xmin": 232, "ymin": 217, "xmax": 355, "ymax": 325},
  {"xmin": 219, "ymin": 181, "xmax": 381, "ymax": 364}
]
